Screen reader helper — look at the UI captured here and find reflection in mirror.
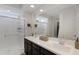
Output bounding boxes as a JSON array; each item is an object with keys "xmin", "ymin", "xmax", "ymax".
[
  {"xmin": 24, "ymin": 4, "xmax": 79, "ymax": 39},
  {"xmin": 35, "ymin": 15, "xmax": 59, "ymax": 38},
  {"xmin": 36, "ymin": 16, "xmax": 48, "ymax": 36}
]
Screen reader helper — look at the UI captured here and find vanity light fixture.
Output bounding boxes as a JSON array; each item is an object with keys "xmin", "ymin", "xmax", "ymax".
[
  {"xmin": 27, "ymin": 23, "xmax": 31, "ymax": 27},
  {"xmin": 30, "ymin": 5, "xmax": 35, "ymax": 8}
]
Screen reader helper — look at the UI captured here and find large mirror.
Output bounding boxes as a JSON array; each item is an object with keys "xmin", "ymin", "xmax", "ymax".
[{"xmin": 24, "ymin": 4, "xmax": 79, "ymax": 40}]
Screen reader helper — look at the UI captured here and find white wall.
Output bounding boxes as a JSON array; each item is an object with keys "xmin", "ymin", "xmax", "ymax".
[
  {"xmin": 0, "ymin": 5, "xmax": 24, "ymax": 55},
  {"xmin": 58, "ymin": 6, "xmax": 77, "ymax": 39},
  {"xmin": 76, "ymin": 6, "xmax": 79, "ymax": 38},
  {"xmin": 47, "ymin": 16, "xmax": 55, "ymax": 37}
]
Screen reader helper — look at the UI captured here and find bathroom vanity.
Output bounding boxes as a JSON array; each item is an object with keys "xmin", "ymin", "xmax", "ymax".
[
  {"xmin": 24, "ymin": 36, "xmax": 79, "ymax": 55},
  {"xmin": 24, "ymin": 39, "xmax": 55, "ymax": 55}
]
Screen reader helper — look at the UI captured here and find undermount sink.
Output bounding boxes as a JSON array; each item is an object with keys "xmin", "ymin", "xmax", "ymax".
[
  {"xmin": 47, "ymin": 39, "xmax": 72, "ymax": 53},
  {"xmin": 49, "ymin": 42, "xmax": 72, "ymax": 53}
]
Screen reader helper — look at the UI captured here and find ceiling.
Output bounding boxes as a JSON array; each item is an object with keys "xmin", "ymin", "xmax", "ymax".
[
  {"xmin": 5, "ymin": 4, "xmax": 23, "ymax": 9},
  {"xmin": 22, "ymin": 4, "xmax": 77, "ymax": 16},
  {"xmin": 5, "ymin": 4, "xmax": 77, "ymax": 16}
]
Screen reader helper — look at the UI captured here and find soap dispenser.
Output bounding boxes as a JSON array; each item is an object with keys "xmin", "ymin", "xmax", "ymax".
[{"xmin": 75, "ymin": 37, "xmax": 79, "ymax": 49}]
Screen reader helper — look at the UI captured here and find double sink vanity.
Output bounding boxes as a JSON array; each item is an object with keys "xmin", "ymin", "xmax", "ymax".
[{"xmin": 24, "ymin": 36, "xmax": 79, "ymax": 55}]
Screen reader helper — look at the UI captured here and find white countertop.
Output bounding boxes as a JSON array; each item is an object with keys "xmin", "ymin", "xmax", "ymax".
[{"xmin": 25, "ymin": 36, "xmax": 79, "ymax": 55}]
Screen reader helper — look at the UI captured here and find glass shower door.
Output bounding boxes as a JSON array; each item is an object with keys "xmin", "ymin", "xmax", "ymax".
[{"xmin": 0, "ymin": 16, "xmax": 24, "ymax": 55}]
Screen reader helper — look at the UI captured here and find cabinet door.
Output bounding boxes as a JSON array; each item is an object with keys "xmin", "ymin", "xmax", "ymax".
[
  {"xmin": 27, "ymin": 39, "xmax": 32, "ymax": 54},
  {"xmin": 32, "ymin": 43, "xmax": 40, "ymax": 55},
  {"xmin": 24, "ymin": 39, "xmax": 27, "ymax": 54},
  {"xmin": 27, "ymin": 45, "xmax": 32, "ymax": 55},
  {"xmin": 32, "ymin": 48, "xmax": 39, "ymax": 55},
  {"xmin": 25, "ymin": 39, "xmax": 32, "ymax": 55}
]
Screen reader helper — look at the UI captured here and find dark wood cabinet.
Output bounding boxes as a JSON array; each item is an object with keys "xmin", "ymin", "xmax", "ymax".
[
  {"xmin": 32, "ymin": 48, "xmax": 40, "ymax": 55},
  {"xmin": 24, "ymin": 39, "xmax": 32, "ymax": 55},
  {"xmin": 40, "ymin": 47, "xmax": 56, "ymax": 55},
  {"xmin": 32, "ymin": 43, "xmax": 40, "ymax": 55},
  {"xmin": 24, "ymin": 38, "xmax": 56, "ymax": 55}
]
